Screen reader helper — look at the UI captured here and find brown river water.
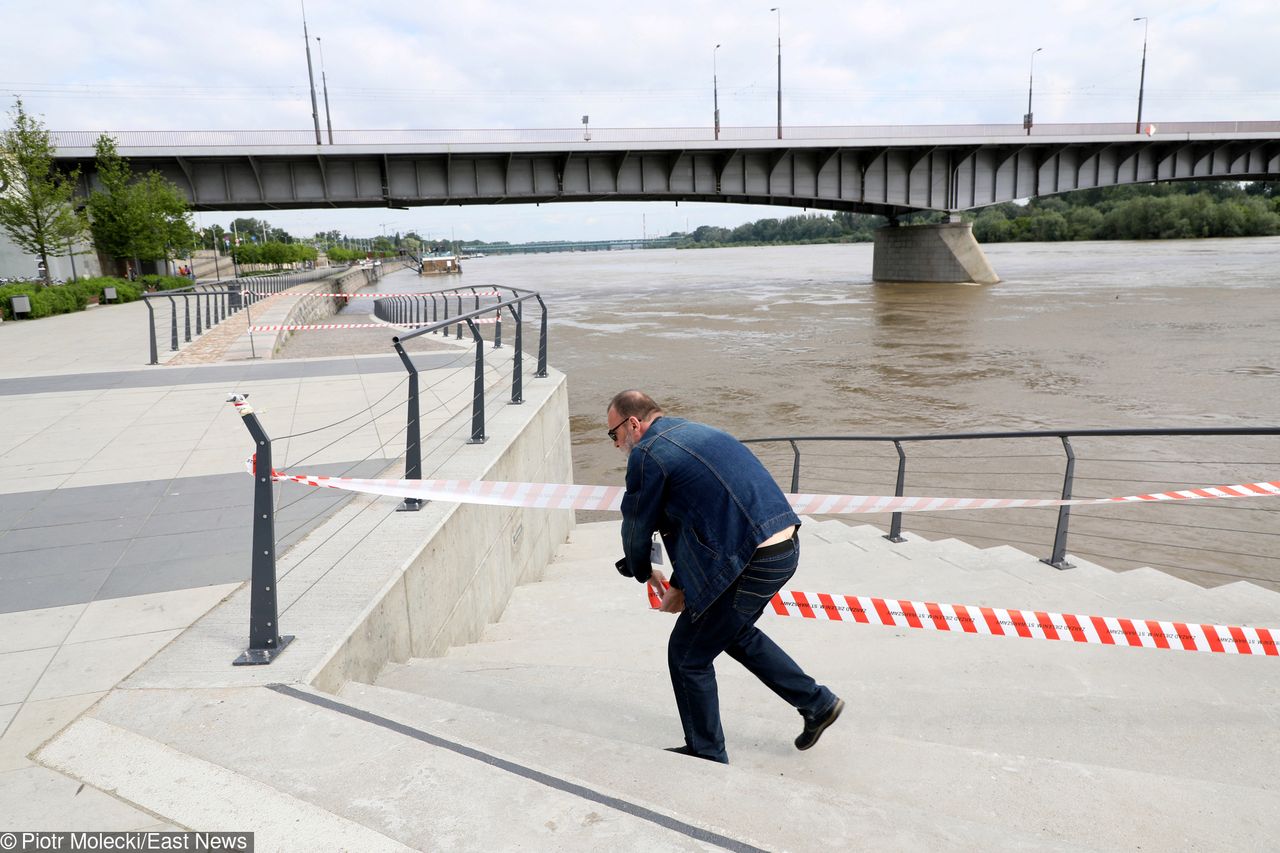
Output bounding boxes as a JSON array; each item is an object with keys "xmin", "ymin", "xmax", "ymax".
[{"xmin": 312, "ymin": 238, "xmax": 1280, "ymax": 592}]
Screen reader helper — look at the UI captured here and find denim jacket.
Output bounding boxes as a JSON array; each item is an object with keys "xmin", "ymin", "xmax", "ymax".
[{"xmin": 619, "ymin": 417, "xmax": 800, "ymax": 616}]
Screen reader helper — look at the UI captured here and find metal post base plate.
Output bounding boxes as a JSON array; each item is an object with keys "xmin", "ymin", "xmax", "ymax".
[
  {"xmin": 883, "ymin": 534, "xmax": 906, "ymax": 544},
  {"xmin": 232, "ymin": 635, "xmax": 295, "ymax": 666},
  {"xmin": 1040, "ymin": 557, "xmax": 1075, "ymax": 571},
  {"xmin": 396, "ymin": 498, "xmax": 425, "ymax": 512},
  {"xmin": 468, "ymin": 436, "xmax": 488, "ymax": 445}
]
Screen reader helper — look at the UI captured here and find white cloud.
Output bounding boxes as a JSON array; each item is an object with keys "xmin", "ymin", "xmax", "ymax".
[{"xmin": 4, "ymin": 0, "xmax": 1276, "ymax": 239}]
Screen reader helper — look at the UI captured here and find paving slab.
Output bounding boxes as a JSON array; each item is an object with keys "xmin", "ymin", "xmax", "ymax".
[
  {"xmin": 0, "ymin": 648, "xmax": 57, "ymax": 705},
  {"xmin": 0, "ymin": 603, "xmax": 84, "ymax": 655},
  {"xmin": 0, "ymin": 692, "xmax": 106, "ymax": 773},
  {"xmin": 28, "ymin": 631, "xmax": 182, "ymax": 702},
  {"xmin": 0, "ymin": 764, "xmax": 168, "ymax": 832},
  {"xmin": 63, "ymin": 584, "xmax": 239, "ymax": 645}
]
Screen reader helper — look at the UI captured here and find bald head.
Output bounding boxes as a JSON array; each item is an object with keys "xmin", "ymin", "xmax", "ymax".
[{"xmin": 608, "ymin": 390, "xmax": 664, "ymax": 422}]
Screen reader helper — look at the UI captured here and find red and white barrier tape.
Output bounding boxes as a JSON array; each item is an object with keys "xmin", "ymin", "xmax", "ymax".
[
  {"xmin": 247, "ymin": 322, "xmax": 437, "ymax": 332},
  {"xmin": 268, "ymin": 470, "xmax": 1280, "ymax": 515},
  {"xmin": 249, "ymin": 318, "xmax": 500, "ymax": 332},
  {"xmin": 643, "ymin": 584, "xmax": 1278, "ymax": 657}
]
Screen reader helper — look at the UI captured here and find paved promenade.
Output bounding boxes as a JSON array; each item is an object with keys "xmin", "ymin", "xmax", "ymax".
[{"xmin": 0, "ymin": 268, "xmax": 463, "ymax": 830}]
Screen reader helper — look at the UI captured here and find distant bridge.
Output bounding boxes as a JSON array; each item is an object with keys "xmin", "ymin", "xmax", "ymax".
[
  {"xmin": 50, "ymin": 122, "xmax": 1280, "ymax": 219},
  {"xmin": 476, "ymin": 237, "xmax": 681, "ymax": 254}
]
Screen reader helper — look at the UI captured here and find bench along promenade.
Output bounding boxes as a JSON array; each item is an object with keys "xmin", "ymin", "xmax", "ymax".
[{"xmin": 2, "ymin": 263, "xmax": 1278, "ymax": 850}]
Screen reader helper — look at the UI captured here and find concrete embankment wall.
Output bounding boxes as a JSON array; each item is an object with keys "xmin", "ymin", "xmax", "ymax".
[
  {"xmin": 309, "ymin": 376, "xmax": 575, "ymax": 692},
  {"xmin": 266, "ymin": 261, "xmax": 409, "ymax": 356}
]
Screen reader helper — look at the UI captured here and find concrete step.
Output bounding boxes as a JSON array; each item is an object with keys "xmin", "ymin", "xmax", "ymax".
[
  {"xmin": 506, "ymin": 544, "xmax": 1122, "ymax": 634},
  {"xmin": 379, "ymin": 651, "xmax": 1278, "ymax": 783},
  {"xmin": 804, "ymin": 518, "xmax": 897, "ymax": 544},
  {"xmin": 1151, "ymin": 581, "xmax": 1280, "ymax": 627},
  {"xmin": 338, "ymin": 681, "xmax": 1063, "ymax": 850},
  {"xmin": 927, "ymin": 543, "xmax": 1210, "ymax": 606},
  {"xmin": 507, "ymin": 524, "xmax": 1269, "ymax": 638},
  {"xmin": 370, "ymin": 649, "xmax": 1280, "ymax": 850},
  {"xmin": 37, "ymin": 684, "xmax": 714, "ymax": 851}
]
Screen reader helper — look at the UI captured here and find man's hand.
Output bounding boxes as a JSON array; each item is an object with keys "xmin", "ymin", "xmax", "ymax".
[
  {"xmin": 659, "ymin": 585, "xmax": 685, "ymax": 613},
  {"xmin": 648, "ymin": 569, "xmax": 685, "ymax": 613}
]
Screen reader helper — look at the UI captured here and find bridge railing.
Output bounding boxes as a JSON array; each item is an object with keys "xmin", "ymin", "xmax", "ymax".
[
  {"xmin": 381, "ymin": 285, "xmax": 548, "ymax": 510},
  {"xmin": 744, "ymin": 427, "xmax": 1279, "ymax": 591},
  {"xmin": 50, "ymin": 120, "xmax": 1280, "ymax": 151},
  {"xmin": 141, "ymin": 268, "xmax": 331, "ymax": 364}
]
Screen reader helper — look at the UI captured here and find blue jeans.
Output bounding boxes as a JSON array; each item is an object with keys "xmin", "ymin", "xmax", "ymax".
[{"xmin": 666, "ymin": 535, "xmax": 837, "ymax": 763}]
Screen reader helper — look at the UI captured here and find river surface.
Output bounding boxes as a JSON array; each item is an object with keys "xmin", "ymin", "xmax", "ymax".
[{"xmin": 455, "ymin": 238, "xmax": 1280, "ymax": 591}]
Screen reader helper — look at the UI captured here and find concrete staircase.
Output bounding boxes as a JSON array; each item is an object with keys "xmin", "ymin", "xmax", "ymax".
[{"xmin": 334, "ymin": 518, "xmax": 1280, "ymax": 851}]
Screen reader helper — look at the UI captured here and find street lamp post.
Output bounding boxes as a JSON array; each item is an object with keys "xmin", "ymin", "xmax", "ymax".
[
  {"xmin": 769, "ymin": 8, "xmax": 781, "ymax": 139},
  {"xmin": 713, "ymin": 43, "xmax": 721, "ymax": 141},
  {"xmin": 316, "ymin": 36, "xmax": 334, "ymax": 144},
  {"xmin": 1024, "ymin": 47, "xmax": 1042, "ymax": 136},
  {"xmin": 1134, "ymin": 16, "xmax": 1149, "ymax": 134},
  {"xmin": 301, "ymin": 1, "xmax": 322, "ymax": 145}
]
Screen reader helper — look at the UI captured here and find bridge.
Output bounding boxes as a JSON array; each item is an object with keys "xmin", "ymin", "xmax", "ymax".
[
  {"xmin": 50, "ymin": 122, "xmax": 1280, "ymax": 283},
  {"xmin": 475, "ymin": 237, "xmax": 681, "ymax": 254}
]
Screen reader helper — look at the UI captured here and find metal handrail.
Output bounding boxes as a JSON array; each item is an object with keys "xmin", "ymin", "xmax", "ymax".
[
  {"xmin": 140, "ymin": 267, "xmax": 333, "ymax": 363},
  {"xmin": 389, "ymin": 287, "xmax": 548, "ymax": 511},
  {"xmin": 743, "ymin": 426, "xmax": 1280, "ymax": 570}
]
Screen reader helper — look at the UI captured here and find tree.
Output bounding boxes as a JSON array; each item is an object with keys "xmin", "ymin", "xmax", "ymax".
[
  {"xmin": 0, "ymin": 98, "xmax": 87, "ymax": 281},
  {"xmin": 87, "ymin": 134, "xmax": 196, "ymax": 273},
  {"xmin": 86, "ymin": 134, "xmax": 141, "ymax": 266}
]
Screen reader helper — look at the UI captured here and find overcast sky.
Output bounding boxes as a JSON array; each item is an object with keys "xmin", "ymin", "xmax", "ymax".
[{"xmin": 4, "ymin": 0, "xmax": 1277, "ymax": 242}]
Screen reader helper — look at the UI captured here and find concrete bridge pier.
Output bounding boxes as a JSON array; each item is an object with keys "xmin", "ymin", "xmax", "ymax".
[{"xmin": 872, "ymin": 221, "xmax": 1000, "ymax": 284}]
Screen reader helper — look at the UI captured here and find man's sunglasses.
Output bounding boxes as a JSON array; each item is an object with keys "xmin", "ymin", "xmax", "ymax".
[{"xmin": 607, "ymin": 416, "xmax": 631, "ymax": 442}]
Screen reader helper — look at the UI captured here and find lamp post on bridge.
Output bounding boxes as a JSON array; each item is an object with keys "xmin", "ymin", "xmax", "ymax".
[
  {"xmin": 769, "ymin": 7, "xmax": 782, "ymax": 139},
  {"xmin": 713, "ymin": 43, "xmax": 722, "ymax": 141},
  {"xmin": 316, "ymin": 36, "xmax": 334, "ymax": 144},
  {"xmin": 301, "ymin": 1, "xmax": 322, "ymax": 145},
  {"xmin": 1134, "ymin": 16, "xmax": 1149, "ymax": 134},
  {"xmin": 1024, "ymin": 47, "xmax": 1042, "ymax": 136}
]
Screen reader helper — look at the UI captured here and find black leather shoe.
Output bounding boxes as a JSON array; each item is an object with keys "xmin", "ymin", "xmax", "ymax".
[
  {"xmin": 664, "ymin": 745, "xmax": 721, "ymax": 762},
  {"xmin": 795, "ymin": 698, "xmax": 844, "ymax": 750}
]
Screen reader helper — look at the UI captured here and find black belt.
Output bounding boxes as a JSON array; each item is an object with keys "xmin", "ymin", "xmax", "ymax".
[{"xmin": 753, "ymin": 531, "xmax": 798, "ymax": 559}]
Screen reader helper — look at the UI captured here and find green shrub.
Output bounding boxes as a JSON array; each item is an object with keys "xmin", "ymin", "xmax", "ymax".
[
  {"xmin": 0, "ymin": 283, "xmax": 45, "ymax": 319},
  {"xmin": 75, "ymin": 276, "xmax": 139, "ymax": 304},
  {"xmin": 137, "ymin": 274, "xmax": 193, "ymax": 292}
]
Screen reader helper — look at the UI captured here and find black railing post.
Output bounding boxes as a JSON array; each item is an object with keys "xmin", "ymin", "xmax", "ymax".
[
  {"xmin": 456, "ymin": 295, "xmax": 464, "ymax": 340},
  {"xmin": 1042, "ymin": 436, "xmax": 1077, "ymax": 570},
  {"xmin": 392, "ymin": 340, "xmax": 425, "ymax": 512},
  {"xmin": 194, "ymin": 293, "xmax": 203, "ymax": 336},
  {"xmin": 885, "ymin": 441, "xmax": 908, "ymax": 543},
  {"xmin": 535, "ymin": 295, "xmax": 549, "ymax": 377},
  {"xmin": 494, "ymin": 310, "xmax": 503, "ymax": 349},
  {"xmin": 465, "ymin": 318, "xmax": 487, "ymax": 443},
  {"xmin": 166, "ymin": 295, "xmax": 179, "ymax": 351},
  {"xmin": 509, "ymin": 304, "xmax": 523, "ymax": 404},
  {"xmin": 145, "ymin": 298, "xmax": 158, "ymax": 365},
  {"xmin": 182, "ymin": 294, "xmax": 192, "ymax": 342},
  {"xmin": 227, "ymin": 394, "xmax": 294, "ymax": 665},
  {"xmin": 439, "ymin": 295, "xmax": 448, "ymax": 334},
  {"xmin": 788, "ymin": 439, "xmax": 801, "ymax": 493}
]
